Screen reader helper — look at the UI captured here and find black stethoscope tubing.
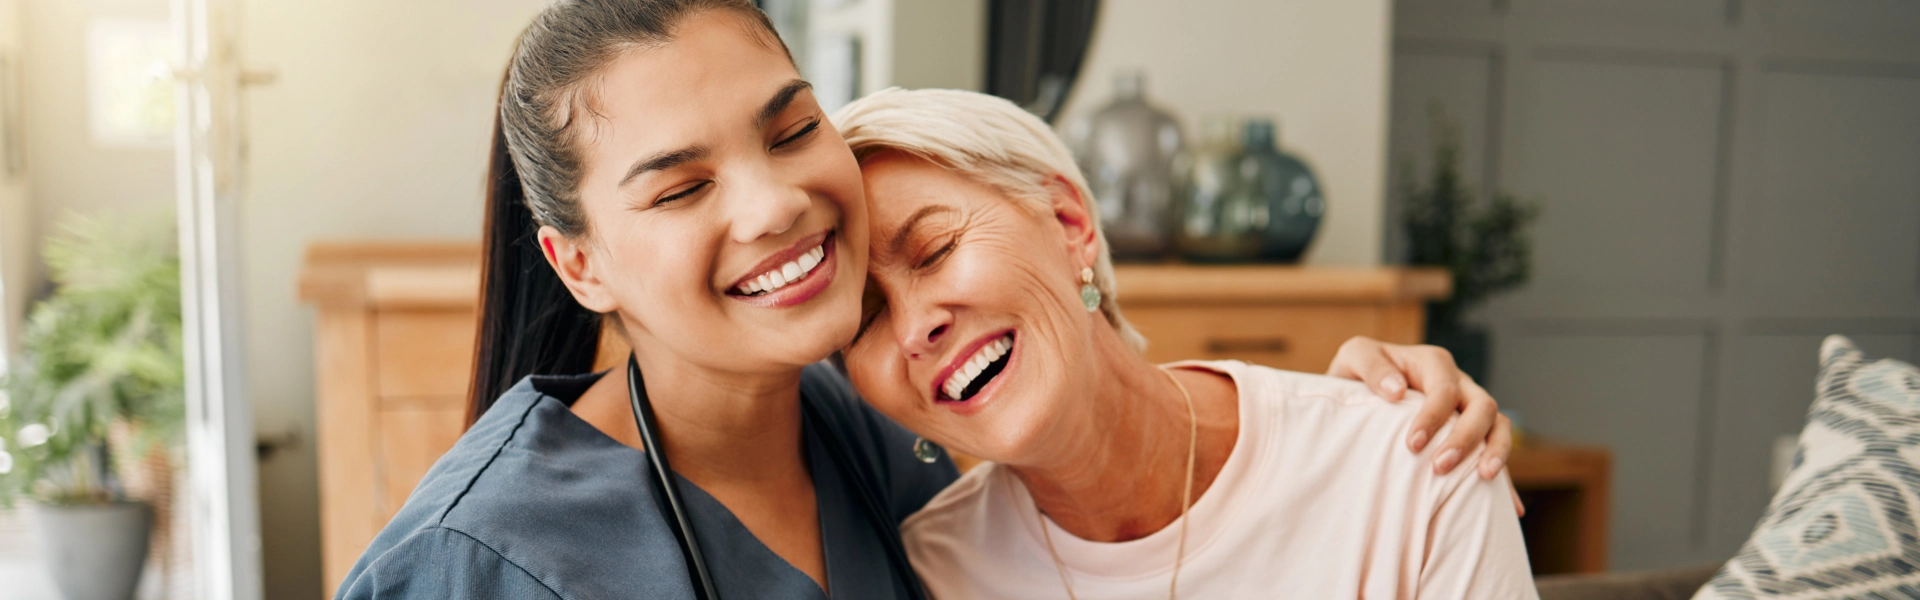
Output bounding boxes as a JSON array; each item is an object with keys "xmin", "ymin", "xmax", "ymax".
[
  {"xmin": 626, "ymin": 354, "xmax": 928, "ymax": 600},
  {"xmin": 628, "ymin": 355, "xmax": 722, "ymax": 600}
]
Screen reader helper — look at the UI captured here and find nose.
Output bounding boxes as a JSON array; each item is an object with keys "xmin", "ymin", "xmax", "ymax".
[
  {"xmin": 727, "ymin": 168, "xmax": 810, "ymax": 244},
  {"xmin": 896, "ymin": 301, "xmax": 953, "ymax": 362}
]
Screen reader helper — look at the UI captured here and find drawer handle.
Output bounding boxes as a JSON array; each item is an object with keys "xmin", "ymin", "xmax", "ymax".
[{"xmin": 1206, "ymin": 337, "xmax": 1290, "ymax": 354}]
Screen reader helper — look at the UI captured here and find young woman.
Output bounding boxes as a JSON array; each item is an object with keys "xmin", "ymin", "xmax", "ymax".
[{"xmin": 334, "ymin": 2, "xmax": 1511, "ymax": 598}]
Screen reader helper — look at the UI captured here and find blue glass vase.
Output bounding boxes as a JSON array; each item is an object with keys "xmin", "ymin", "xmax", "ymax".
[{"xmin": 1240, "ymin": 119, "xmax": 1324, "ymax": 262}]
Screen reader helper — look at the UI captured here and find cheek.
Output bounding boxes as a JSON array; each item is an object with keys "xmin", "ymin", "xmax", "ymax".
[
  {"xmin": 802, "ymin": 139, "xmax": 868, "ymax": 256},
  {"xmin": 845, "ymin": 339, "xmax": 918, "ymax": 411}
]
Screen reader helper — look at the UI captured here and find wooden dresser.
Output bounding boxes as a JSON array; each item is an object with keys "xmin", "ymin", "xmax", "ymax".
[
  {"xmin": 299, "ymin": 242, "xmax": 481, "ymax": 596},
  {"xmin": 299, "ymin": 242, "xmax": 1451, "ymax": 594}
]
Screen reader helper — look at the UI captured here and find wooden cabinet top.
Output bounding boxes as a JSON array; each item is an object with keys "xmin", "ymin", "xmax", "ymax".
[
  {"xmin": 1112, "ymin": 264, "xmax": 1449, "ymax": 304},
  {"xmin": 297, "ymin": 242, "xmax": 1452, "ymax": 309},
  {"xmin": 298, "ymin": 241, "xmax": 480, "ymax": 309}
]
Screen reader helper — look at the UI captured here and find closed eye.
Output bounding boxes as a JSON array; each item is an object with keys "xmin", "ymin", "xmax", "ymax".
[
  {"xmin": 653, "ymin": 181, "xmax": 710, "ymax": 208},
  {"xmin": 772, "ymin": 119, "xmax": 820, "ymax": 150},
  {"xmin": 914, "ymin": 241, "xmax": 955, "ymax": 270}
]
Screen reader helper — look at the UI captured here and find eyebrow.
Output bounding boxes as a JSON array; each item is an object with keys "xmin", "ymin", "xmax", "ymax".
[
  {"xmin": 758, "ymin": 79, "xmax": 813, "ymax": 128},
  {"xmin": 888, "ymin": 205, "xmax": 957, "ymax": 257},
  {"xmin": 616, "ymin": 79, "xmax": 814, "ymax": 189},
  {"xmin": 618, "ymin": 146, "xmax": 709, "ymax": 188}
]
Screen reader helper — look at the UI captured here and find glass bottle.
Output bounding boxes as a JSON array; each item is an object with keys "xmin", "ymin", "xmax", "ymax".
[
  {"xmin": 1073, "ymin": 71, "xmax": 1185, "ymax": 260},
  {"xmin": 1240, "ymin": 118, "xmax": 1325, "ymax": 262},
  {"xmin": 1173, "ymin": 117, "xmax": 1261, "ymax": 262}
]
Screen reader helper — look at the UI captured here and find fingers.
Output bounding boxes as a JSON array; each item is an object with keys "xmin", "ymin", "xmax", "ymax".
[
  {"xmin": 1479, "ymin": 412, "xmax": 1514, "ymax": 480},
  {"xmin": 1329, "ymin": 337, "xmax": 1409, "ymax": 402},
  {"xmin": 1432, "ymin": 377, "xmax": 1496, "ymax": 475},
  {"xmin": 1510, "ymin": 486, "xmax": 1526, "ymax": 518},
  {"xmin": 1398, "ymin": 345, "xmax": 1463, "ymax": 453},
  {"xmin": 1405, "ymin": 387, "xmax": 1454, "ymax": 453}
]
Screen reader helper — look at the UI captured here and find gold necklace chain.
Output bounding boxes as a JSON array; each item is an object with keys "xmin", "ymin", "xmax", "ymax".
[{"xmin": 1038, "ymin": 365, "xmax": 1198, "ymax": 600}]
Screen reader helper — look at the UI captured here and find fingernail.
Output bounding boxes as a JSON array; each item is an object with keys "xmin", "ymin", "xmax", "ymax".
[
  {"xmin": 1383, "ymin": 374, "xmax": 1407, "ymax": 394},
  {"xmin": 1481, "ymin": 457, "xmax": 1505, "ymax": 479},
  {"xmin": 1407, "ymin": 429, "xmax": 1429, "ymax": 452},
  {"xmin": 1434, "ymin": 448, "xmax": 1461, "ymax": 473}
]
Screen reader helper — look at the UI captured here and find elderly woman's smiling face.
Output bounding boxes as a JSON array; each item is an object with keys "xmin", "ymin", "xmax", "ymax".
[{"xmin": 842, "ymin": 151, "xmax": 1109, "ymax": 463}]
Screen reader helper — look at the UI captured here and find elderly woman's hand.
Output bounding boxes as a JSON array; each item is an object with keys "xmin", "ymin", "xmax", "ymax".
[{"xmin": 1326, "ymin": 336, "xmax": 1523, "ymax": 516}]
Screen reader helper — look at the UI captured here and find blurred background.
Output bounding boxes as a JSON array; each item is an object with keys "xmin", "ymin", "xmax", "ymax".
[{"xmin": 0, "ymin": 0, "xmax": 1914, "ymax": 598}]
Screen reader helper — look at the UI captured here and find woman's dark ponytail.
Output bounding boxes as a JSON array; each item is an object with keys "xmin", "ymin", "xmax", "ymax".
[{"xmin": 468, "ymin": 108, "xmax": 604, "ymax": 424}]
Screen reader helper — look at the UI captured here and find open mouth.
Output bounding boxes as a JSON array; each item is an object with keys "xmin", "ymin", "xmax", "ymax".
[
  {"xmin": 939, "ymin": 332, "xmax": 1015, "ymax": 402},
  {"xmin": 725, "ymin": 231, "xmax": 833, "ymax": 301}
]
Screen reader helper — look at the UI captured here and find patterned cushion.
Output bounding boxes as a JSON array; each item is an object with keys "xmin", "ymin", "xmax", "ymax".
[{"xmin": 1695, "ymin": 336, "xmax": 1920, "ymax": 599}]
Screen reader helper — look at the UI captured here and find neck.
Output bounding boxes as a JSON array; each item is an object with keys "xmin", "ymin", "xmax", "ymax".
[
  {"xmin": 572, "ymin": 341, "xmax": 809, "ymax": 487},
  {"xmin": 1006, "ymin": 334, "xmax": 1239, "ymax": 543}
]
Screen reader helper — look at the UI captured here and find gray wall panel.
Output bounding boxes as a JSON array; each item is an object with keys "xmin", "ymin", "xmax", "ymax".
[
  {"xmin": 1763, "ymin": 0, "xmax": 1920, "ymax": 39},
  {"xmin": 1733, "ymin": 71, "xmax": 1920, "ymax": 296},
  {"xmin": 1388, "ymin": 48, "xmax": 1498, "ymax": 262},
  {"xmin": 1511, "ymin": 59, "xmax": 1727, "ymax": 299},
  {"xmin": 1498, "ymin": 331, "xmax": 1713, "ymax": 568},
  {"xmin": 1523, "ymin": 0, "xmax": 1732, "ymax": 27},
  {"xmin": 1394, "ymin": 0, "xmax": 1920, "ymax": 575}
]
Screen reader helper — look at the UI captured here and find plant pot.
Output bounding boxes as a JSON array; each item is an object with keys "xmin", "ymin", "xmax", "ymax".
[
  {"xmin": 32, "ymin": 501, "xmax": 152, "ymax": 600},
  {"xmin": 1425, "ymin": 323, "xmax": 1492, "ymax": 387}
]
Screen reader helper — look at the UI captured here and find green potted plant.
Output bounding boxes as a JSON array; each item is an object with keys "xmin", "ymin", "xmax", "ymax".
[
  {"xmin": 1400, "ymin": 107, "xmax": 1538, "ymax": 385},
  {"xmin": 0, "ymin": 213, "xmax": 184, "ymax": 600}
]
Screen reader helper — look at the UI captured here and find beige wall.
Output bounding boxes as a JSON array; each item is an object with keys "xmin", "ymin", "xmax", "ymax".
[
  {"xmin": 7, "ymin": 0, "xmax": 175, "ymax": 357},
  {"xmin": 1057, "ymin": 0, "xmax": 1393, "ymax": 266},
  {"xmin": 239, "ymin": 0, "xmax": 546, "ymax": 596},
  {"xmin": 0, "ymin": 0, "xmax": 26, "ymax": 359}
]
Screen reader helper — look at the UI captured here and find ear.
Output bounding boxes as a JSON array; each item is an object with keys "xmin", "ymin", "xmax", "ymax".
[
  {"xmin": 537, "ymin": 225, "xmax": 620, "ymax": 313},
  {"xmin": 1046, "ymin": 174, "xmax": 1101, "ymax": 270}
]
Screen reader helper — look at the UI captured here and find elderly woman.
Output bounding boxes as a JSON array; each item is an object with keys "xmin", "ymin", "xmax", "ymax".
[{"xmin": 835, "ymin": 89, "xmax": 1537, "ymax": 599}]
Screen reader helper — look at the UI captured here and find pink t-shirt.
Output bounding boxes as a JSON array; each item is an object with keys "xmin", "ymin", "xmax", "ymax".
[{"xmin": 901, "ymin": 360, "xmax": 1538, "ymax": 599}]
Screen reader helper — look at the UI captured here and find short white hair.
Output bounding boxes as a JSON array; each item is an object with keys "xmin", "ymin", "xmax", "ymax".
[{"xmin": 834, "ymin": 87, "xmax": 1146, "ymax": 352}]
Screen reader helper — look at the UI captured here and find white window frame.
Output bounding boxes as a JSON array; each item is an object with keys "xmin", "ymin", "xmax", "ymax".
[{"xmin": 171, "ymin": 0, "xmax": 262, "ymax": 597}]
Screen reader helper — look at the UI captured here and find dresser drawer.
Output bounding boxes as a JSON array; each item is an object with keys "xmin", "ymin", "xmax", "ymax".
[
  {"xmin": 1122, "ymin": 304, "xmax": 1384, "ymax": 372},
  {"xmin": 374, "ymin": 309, "xmax": 477, "ymax": 399}
]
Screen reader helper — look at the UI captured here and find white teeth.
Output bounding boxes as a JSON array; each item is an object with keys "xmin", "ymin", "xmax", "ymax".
[
  {"xmin": 733, "ymin": 242, "xmax": 829, "ymax": 296},
  {"xmin": 941, "ymin": 334, "xmax": 1015, "ymax": 400}
]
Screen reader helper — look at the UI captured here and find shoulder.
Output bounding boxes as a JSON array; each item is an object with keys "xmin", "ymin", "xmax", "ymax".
[
  {"xmin": 336, "ymin": 526, "xmax": 562, "ymax": 599},
  {"xmin": 1204, "ymin": 359, "xmax": 1433, "ymax": 438},
  {"xmin": 801, "ymin": 362, "xmax": 961, "ymax": 521},
  {"xmin": 1188, "ymin": 361, "xmax": 1485, "ymax": 503},
  {"xmin": 900, "ymin": 463, "xmax": 1013, "ymax": 575},
  {"xmin": 342, "ymin": 374, "xmax": 688, "ymax": 599},
  {"xmin": 353, "ymin": 379, "xmax": 554, "ymax": 558}
]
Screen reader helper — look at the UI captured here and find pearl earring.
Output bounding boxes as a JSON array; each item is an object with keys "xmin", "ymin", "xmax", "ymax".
[{"xmin": 1079, "ymin": 267, "xmax": 1101, "ymax": 312}]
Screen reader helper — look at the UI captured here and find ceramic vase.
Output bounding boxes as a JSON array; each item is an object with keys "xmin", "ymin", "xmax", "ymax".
[{"xmin": 1072, "ymin": 71, "xmax": 1185, "ymax": 260}]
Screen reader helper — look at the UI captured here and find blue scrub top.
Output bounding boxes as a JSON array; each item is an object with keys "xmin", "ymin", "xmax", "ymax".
[{"xmin": 334, "ymin": 364, "xmax": 960, "ymax": 599}]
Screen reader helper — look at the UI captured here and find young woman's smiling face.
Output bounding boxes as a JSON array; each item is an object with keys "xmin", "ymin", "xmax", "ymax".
[
  {"xmin": 543, "ymin": 10, "xmax": 868, "ymax": 373},
  {"xmin": 843, "ymin": 152, "xmax": 1108, "ymax": 463}
]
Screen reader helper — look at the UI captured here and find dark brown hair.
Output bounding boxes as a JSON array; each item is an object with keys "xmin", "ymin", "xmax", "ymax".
[{"xmin": 469, "ymin": 0, "xmax": 789, "ymax": 422}]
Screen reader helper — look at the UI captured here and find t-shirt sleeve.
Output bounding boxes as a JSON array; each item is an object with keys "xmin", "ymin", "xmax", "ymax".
[
  {"xmin": 335, "ymin": 527, "xmax": 563, "ymax": 600},
  {"xmin": 1417, "ymin": 469, "xmax": 1540, "ymax": 599},
  {"xmin": 802, "ymin": 363, "xmax": 961, "ymax": 523}
]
